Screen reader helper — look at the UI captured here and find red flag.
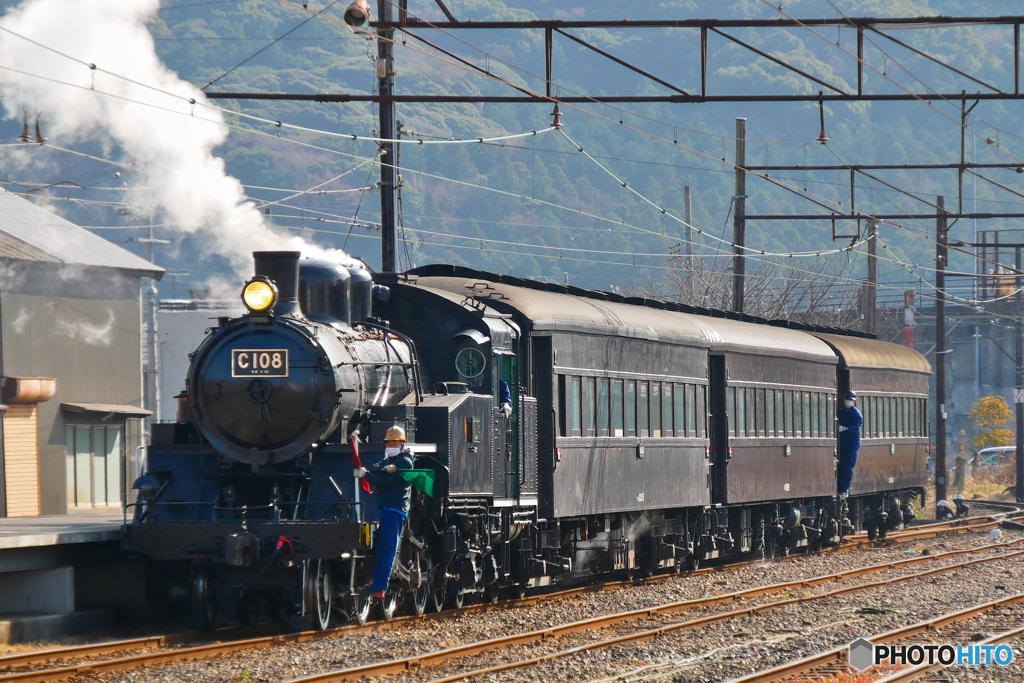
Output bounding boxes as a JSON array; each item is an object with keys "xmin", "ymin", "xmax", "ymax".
[{"xmin": 351, "ymin": 435, "xmax": 371, "ymax": 493}]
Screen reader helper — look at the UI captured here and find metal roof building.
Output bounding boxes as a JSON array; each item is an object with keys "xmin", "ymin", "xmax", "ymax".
[{"xmin": 0, "ymin": 193, "xmax": 163, "ymax": 517}]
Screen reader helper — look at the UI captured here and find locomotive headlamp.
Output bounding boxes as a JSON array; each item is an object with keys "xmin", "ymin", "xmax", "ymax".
[{"xmin": 242, "ymin": 277, "xmax": 278, "ymax": 313}]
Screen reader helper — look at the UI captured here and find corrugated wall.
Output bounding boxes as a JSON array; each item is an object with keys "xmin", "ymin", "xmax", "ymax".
[{"xmin": 0, "ymin": 262, "xmax": 145, "ymax": 515}]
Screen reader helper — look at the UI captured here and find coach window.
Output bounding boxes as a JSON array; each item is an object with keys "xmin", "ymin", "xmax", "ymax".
[
  {"xmin": 651, "ymin": 382, "xmax": 662, "ymax": 437},
  {"xmin": 684, "ymin": 384, "xmax": 694, "ymax": 437},
  {"xmin": 826, "ymin": 395, "xmax": 834, "ymax": 437},
  {"xmin": 612, "ymin": 380, "xmax": 624, "ymax": 437},
  {"xmin": 568, "ymin": 377, "xmax": 581, "ymax": 437},
  {"xmin": 582, "ymin": 377, "xmax": 596, "ymax": 437},
  {"xmin": 783, "ymin": 390, "xmax": 791, "ymax": 436},
  {"xmin": 729, "ymin": 387, "xmax": 737, "ymax": 436},
  {"xmin": 663, "ymin": 383, "xmax": 674, "ymax": 438},
  {"xmin": 874, "ymin": 397, "xmax": 881, "ymax": 438},
  {"xmin": 738, "ymin": 388, "xmax": 748, "ymax": 437},
  {"xmin": 766, "ymin": 390, "xmax": 776, "ymax": 437},
  {"xmin": 696, "ymin": 385, "xmax": 707, "ymax": 437},
  {"xmin": 890, "ymin": 398, "xmax": 897, "ymax": 438},
  {"xmin": 675, "ymin": 384, "xmax": 686, "ymax": 437},
  {"xmin": 626, "ymin": 381, "xmax": 636, "ymax": 436},
  {"xmin": 597, "ymin": 378, "xmax": 610, "ymax": 437},
  {"xmin": 638, "ymin": 382, "xmax": 649, "ymax": 438},
  {"xmin": 749, "ymin": 389, "xmax": 757, "ymax": 436},
  {"xmin": 809, "ymin": 393, "xmax": 819, "ymax": 437}
]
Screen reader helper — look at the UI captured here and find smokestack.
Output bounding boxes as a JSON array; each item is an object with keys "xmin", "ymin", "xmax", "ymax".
[{"xmin": 253, "ymin": 251, "xmax": 300, "ymax": 315}]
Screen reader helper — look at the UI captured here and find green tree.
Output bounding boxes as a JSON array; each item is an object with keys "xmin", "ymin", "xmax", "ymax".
[{"xmin": 967, "ymin": 396, "xmax": 1015, "ymax": 450}]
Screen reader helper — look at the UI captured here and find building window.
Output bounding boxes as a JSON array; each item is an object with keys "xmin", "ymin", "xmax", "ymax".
[{"xmin": 66, "ymin": 425, "xmax": 122, "ymax": 509}]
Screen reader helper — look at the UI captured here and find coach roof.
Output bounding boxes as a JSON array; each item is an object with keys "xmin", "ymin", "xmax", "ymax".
[
  {"xmin": 406, "ymin": 270, "xmax": 837, "ymax": 362},
  {"xmin": 813, "ymin": 333, "xmax": 931, "ymax": 374}
]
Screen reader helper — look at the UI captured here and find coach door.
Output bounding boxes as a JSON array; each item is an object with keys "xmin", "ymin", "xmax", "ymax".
[{"xmin": 708, "ymin": 355, "xmax": 728, "ymax": 504}]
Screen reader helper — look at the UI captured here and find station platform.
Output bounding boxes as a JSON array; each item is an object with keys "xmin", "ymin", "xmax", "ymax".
[
  {"xmin": 0, "ymin": 512, "xmax": 132, "ymax": 644},
  {"xmin": 0, "ymin": 511, "xmax": 122, "ymax": 550}
]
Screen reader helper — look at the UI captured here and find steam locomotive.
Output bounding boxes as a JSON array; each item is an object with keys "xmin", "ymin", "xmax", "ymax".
[{"xmin": 123, "ymin": 251, "xmax": 931, "ymax": 629}]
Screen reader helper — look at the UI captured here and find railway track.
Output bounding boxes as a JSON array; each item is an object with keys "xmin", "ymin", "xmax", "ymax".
[
  {"xmin": 3, "ymin": 512, "xmax": 1020, "ymax": 683},
  {"xmin": 732, "ymin": 595, "xmax": 1024, "ymax": 682}
]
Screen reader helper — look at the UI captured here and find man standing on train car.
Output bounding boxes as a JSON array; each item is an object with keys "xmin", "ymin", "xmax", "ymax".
[
  {"xmin": 354, "ymin": 425, "xmax": 414, "ymax": 598},
  {"xmin": 837, "ymin": 390, "xmax": 863, "ymax": 498}
]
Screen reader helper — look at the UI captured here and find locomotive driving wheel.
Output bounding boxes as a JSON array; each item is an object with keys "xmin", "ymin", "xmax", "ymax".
[
  {"xmin": 190, "ymin": 560, "xmax": 219, "ymax": 630},
  {"xmin": 409, "ymin": 582, "xmax": 430, "ymax": 616},
  {"xmin": 430, "ymin": 570, "xmax": 447, "ymax": 613},
  {"xmin": 303, "ymin": 559, "xmax": 332, "ymax": 631},
  {"xmin": 377, "ymin": 587, "xmax": 401, "ymax": 621}
]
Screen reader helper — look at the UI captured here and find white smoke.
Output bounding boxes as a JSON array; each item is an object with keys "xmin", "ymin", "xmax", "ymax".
[
  {"xmin": 0, "ymin": 0, "xmax": 362, "ymax": 277},
  {"xmin": 56, "ymin": 307, "xmax": 114, "ymax": 346},
  {"xmin": 12, "ymin": 307, "xmax": 30, "ymax": 333}
]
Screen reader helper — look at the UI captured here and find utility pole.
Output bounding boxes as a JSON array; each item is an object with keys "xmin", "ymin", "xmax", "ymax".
[
  {"xmin": 138, "ymin": 215, "xmax": 168, "ymax": 425},
  {"xmin": 377, "ymin": 0, "xmax": 397, "ymax": 272},
  {"xmin": 865, "ymin": 218, "xmax": 877, "ymax": 336},
  {"xmin": 1016, "ymin": 247, "xmax": 1023, "ymax": 502},
  {"xmin": 935, "ymin": 196, "xmax": 948, "ymax": 509},
  {"xmin": 733, "ymin": 118, "xmax": 746, "ymax": 313}
]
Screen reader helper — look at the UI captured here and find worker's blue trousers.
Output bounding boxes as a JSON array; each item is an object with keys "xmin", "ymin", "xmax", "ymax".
[
  {"xmin": 838, "ymin": 444, "xmax": 860, "ymax": 495},
  {"xmin": 372, "ymin": 508, "xmax": 407, "ymax": 592}
]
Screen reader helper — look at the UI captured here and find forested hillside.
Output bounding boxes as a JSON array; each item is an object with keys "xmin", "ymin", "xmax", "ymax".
[{"xmin": 0, "ymin": 0, "xmax": 1018, "ymax": 303}]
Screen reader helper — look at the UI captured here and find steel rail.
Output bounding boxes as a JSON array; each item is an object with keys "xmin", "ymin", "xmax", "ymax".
[
  {"xmin": 2, "ymin": 512, "xmax": 1013, "ymax": 681},
  {"xmin": 728, "ymin": 595, "xmax": 1024, "ymax": 683},
  {"xmin": 0, "ymin": 634, "xmax": 196, "ymax": 669},
  {"xmin": 281, "ymin": 540, "xmax": 1024, "ymax": 683}
]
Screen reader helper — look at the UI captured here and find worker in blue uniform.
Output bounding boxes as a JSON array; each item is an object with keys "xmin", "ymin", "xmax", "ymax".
[
  {"xmin": 837, "ymin": 390, "xmax": 863, "ymax": 498},
  {"xmin": 354, "ymin": 425, "xmax": 413, "ymax": 598},
  {"xmin": 498, "ymin": 379, "xmax": 513, "ymax": 418}
]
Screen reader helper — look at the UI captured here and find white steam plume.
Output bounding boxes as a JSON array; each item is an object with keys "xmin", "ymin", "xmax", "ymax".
[{"xmin": 0, "ymin": 0, "xmax": 363, "ymax": 276}]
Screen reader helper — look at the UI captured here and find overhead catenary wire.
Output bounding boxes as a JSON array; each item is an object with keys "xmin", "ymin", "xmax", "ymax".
[
  {"xmin": 0, "ymin": 16, "xmax": 993, "ymax": 268},
  {"xmin": 5, "ymin": 18, "xmax": 1020, "ymax": 312}
]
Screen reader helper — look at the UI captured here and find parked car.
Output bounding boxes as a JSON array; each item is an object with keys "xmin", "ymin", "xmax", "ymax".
[{"xmin": 976, "ymin": 445, "xmax": 1017, "ymax": 468}]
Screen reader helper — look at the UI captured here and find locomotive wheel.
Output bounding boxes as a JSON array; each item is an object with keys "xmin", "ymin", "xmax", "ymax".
[
  {"xmin": 686, "ymin": 556, "xmax": 700, "ymax": 571},
  {"xmin": 409, "ymin": 583, "xmax": 430, "ymax": 616},
  {"xmin": 347, "ymin": 593, "xmax": 371, "ymax": 625},
  {"xmin": 515, "ymin": 583, "xmax": 527, "ymax": 601},
  {"xmin": 304, "ymin": 559, "xmax": 333, "ymax": 631},
  {"xmin": 377, "ymin": 587, "xmax": 401, "ymax": 621},
  {"xmin": 430, "ymin": 582, "xmax": 447, "ymax": 613},
  {"xmin": 190, "ymin": 562, "xmax": 218, "ymax": 630},
  {"xmin": 447, "ymin": 582, "xmax": 465, "ymax": 609},
  {"xmin": 485, "ymin": 583, "xmax": 500, "ymax": 604}
]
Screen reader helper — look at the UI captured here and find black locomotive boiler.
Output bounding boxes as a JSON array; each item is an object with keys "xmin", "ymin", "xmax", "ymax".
[{"xmin": 124, "ymin": 254, "xmax": 931, "ymax": 629}]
